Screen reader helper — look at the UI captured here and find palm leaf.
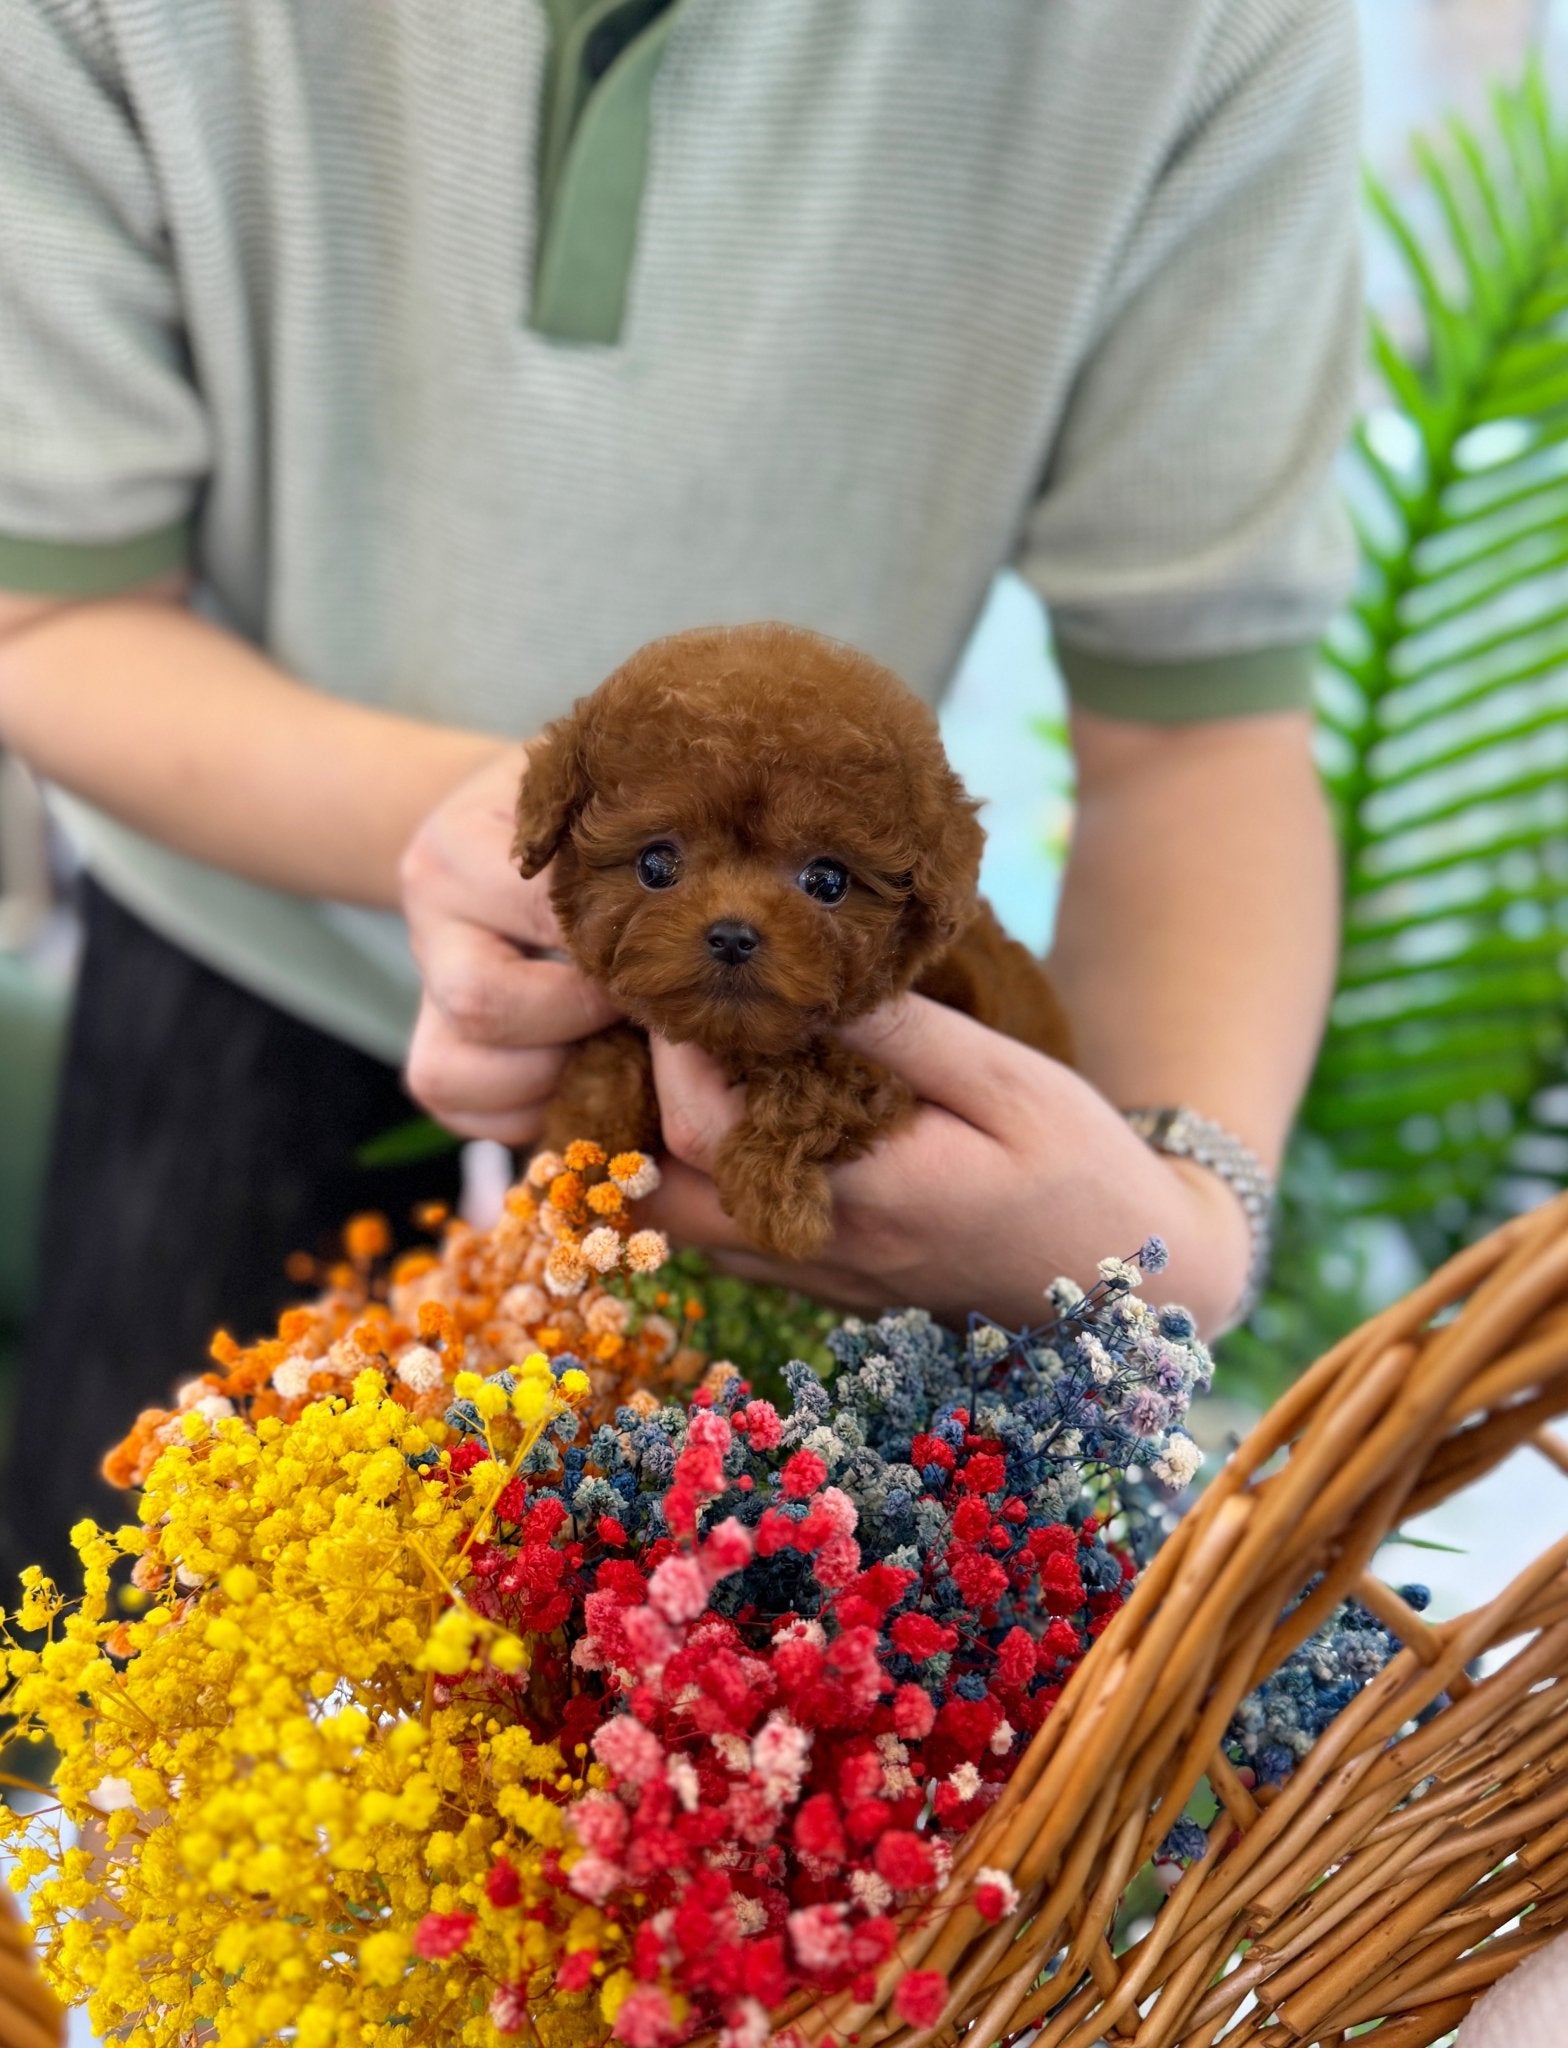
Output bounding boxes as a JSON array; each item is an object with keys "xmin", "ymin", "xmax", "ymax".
[{"xmin": 1299, "ymin": 58, "xmax": 1568, "ymax": 1266}]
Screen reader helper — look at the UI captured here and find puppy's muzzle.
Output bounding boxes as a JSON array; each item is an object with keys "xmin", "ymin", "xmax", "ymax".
[{"xmin": 706, "ymin": 919, "xmax": 761, "ymax": 968}]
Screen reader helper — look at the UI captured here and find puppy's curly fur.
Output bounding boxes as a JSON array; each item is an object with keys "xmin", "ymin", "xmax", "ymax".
[{"xmin": 515, "ymin": 623, "xmax": 1072, "ymax": 1259}]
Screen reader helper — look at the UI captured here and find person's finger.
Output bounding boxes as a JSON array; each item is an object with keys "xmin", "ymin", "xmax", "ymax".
[
  {"xmin": 647, "ymin": 1038, "xmax": 747, "ymax": 1174},
  {"xmin": 836, "ymin": 993, "xmax": 1052, "ymax": 1130},
  {"xmin": 401, "ymin": 817, "xmax": 567, "ymax": 951},
  {"xmin": 424, "ymin": 1102, "xmax": 549, "ymax": 1147},
  {"xmin": 405, "ymin": 1004, "xmax": 565, "ymax": 1118},
  {"xmin": 413, "ymin": 919, "xmax": 619, "ymax": 1048},
  {"xmin": 635, "ymin": 1155, "xmax": 752, "ymax": 1252},
  {"xmin": 693, "ymin": 1243, "xmax": 892, "ymax": 1318}
]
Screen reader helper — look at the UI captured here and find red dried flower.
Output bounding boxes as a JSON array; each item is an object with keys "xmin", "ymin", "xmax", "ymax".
[
  {"xmin": 792, "ymin": 1793, "xmax": 847, "ymax": 1864},
  {"xmin": 892, "ymin": 1683, "xmax": 936, "ymax": 1739},
  {"xmin": 889, "ymin": 1612, "xmax": 956, "ymax": 1660},
  {"xmin": 873, "ymin": 1830, "xmax": 935, "ymax": 1891},
  {"xmin": 997, "ymin": 1626, "xmax": 1037, "ymax": 1690},
  {"xmin": 909, "ymin": 1433, "xmax": 955, "ymax": 1473},
  {"xmin": 556, "ymin": 1950, "xmax": 597, "ymax": 1993},
  {"xmin": 780, "ymin": 1449, "xmax": 828, "ymax": 1498},
  {"xmin": 958, "ymin": 1452, "xmax": 1006, "ymax": 1496},
  {"xmin": 892, "ymin": 1970, "xmax": 950, "ymax": 2028},
  {"xmin": 413, "ymin": 1910, "xmax": 476, "ymax": 1959}
]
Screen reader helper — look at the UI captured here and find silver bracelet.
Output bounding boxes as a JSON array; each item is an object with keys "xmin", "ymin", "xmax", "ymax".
[{"xmin": 1123, "ymin": 1106, "xmax": 1276, "ymax": 1326}]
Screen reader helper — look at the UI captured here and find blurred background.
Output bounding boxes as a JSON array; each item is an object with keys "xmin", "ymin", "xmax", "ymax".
[{"xmin": 2, "ymin": 0, "xmax": 1568, "ymax": 1622}]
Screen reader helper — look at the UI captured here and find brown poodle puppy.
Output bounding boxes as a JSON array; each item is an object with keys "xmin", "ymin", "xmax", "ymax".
[{"xmin": 514, "ymin": 623, "xmax": 1072, "ymax": 1260}]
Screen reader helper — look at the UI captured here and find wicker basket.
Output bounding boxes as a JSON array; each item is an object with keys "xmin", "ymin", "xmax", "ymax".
[
  {"xmin": 3, "ymin": 1196, "xmax": 1566, "ymax": 2048},
  {"xmin": 789, "ymin": 1190, "xmax": 1568, "ymax": 2048},
  {"xmin": 0, "ymin": 1884, "xmax": 60, "ymax": 2048}
]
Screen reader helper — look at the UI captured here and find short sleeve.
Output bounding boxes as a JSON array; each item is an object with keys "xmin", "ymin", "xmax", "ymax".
[
  {"xmin": 0, "ymin": 2, "xmax": 210, "ymax": 594},
  {"xmin": 1018, "ymin": 0, "xmax": 1361, "ymax": 722}
]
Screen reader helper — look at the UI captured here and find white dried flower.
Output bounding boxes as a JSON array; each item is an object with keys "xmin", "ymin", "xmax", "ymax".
[
  {"xmin": 974, "ymin": 1867, "xmax": 1021, "ymax": 1916},
  {"xmin": 731, "ymin": 1895, "xmax": 768, "ymax": 1936},
  {"xmin": 526, "ymin": 1150, "xmax": 565, "ymax": 1189},
  {"xmin": 1154, "ymin": 1432, "xmax": 1203, "ymax": 1489},
  {"xmin": 640, "ymin": 1312, "xmax": 677, "ymax": 1361},
  {"xmin": 395, "ymin": 1345, "xmax": 445, "ymax": 1395},
  {"xmin": 711, "ymin": 1731, "xmax": 751, "ymax": 1774},
  {"xmin": 499, "ymin": 1283, "xmax": 549, "ymax": 1324},
  {"xmin": 666, "ymin": 1755, "xmax": 701, "ymax": 1812},
  {"xmin": 584, "ymin": 1293, "xmax": 631, "ymax": 1335},
  {"xmin": 87, "ymin": 1776, "xmax": 136, "ymax": 1814},
  {"xmin": 544, "ymin": 1240, "xmax": 590, "ymax": 1297},
  {"xmin": 849, "ymin": 1869, "xmax": 894, "ymax": 1914},
  {"xmin": 1098, "ymin": 1255, "xmax": 1142, "ymax": 1290},
  {"xmin": 580, "ymin": 1225, "xmax": 623, "ymax": 1274},
  {"xmin": 625, "ymin": 1228, "xmax": 668, "ymax": 1274},
  {"xmin": 270, "ymin": 1356, "xmax": 315, "ymax": 1401},
  {"xmin": 608, "ymin": 1152, "xmax": 661, "ymax": 1199}
]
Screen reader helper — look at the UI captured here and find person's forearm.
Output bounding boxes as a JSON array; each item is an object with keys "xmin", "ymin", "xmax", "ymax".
[
  {"xmin": 0, "ymin": 586, "xmax": 506, "ymax": 906},
  {"xmin": 1048, "ymin": 706, "xmax": 1339, "ymax": 1171}
]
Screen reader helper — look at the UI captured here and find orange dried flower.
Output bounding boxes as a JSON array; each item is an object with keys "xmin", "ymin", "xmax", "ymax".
[
  {"xmin": 209, "ymin": 1331, "xmax": 240, "ymax": 1368},
  {"xmin": 417, "ymin": 1302, "xmax": 456, "ymax": 1346},
  {"xmin": 344, "ymin": 1213, "xmax": 391, "ymax": 1264},
  {"xmin": 586, "ymin": 1181, "xmax": 625, "ymax": 1217},
  {"xmin": 392, "ymin": 1251, "xmax": 439, "ymax": 1287},
  {"xmin": 548, "ymin": 1171, "xmax": 585, "ymax": 1215},
  {"xmin": 563, "ymin": 1139, "xmax": 606, "ymax": 1171}
]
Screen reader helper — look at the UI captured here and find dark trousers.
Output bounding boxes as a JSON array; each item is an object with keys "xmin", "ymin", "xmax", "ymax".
[{"xmin": 0, "ymin": 881, "xmax": 459, "ymax": 1594}]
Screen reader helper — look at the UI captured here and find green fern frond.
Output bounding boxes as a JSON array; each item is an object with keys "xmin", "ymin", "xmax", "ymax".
[{"xmin": 1301, "ymin": 59, "xmax": 1568, "ymax": 1263}]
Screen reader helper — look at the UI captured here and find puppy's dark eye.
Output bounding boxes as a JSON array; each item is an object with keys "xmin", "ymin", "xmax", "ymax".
[
  {"xmin": 636, "ymin": 843, "xmax": 682, "ymax": 890},
  {"xmin": 797, "ymin": 858, "xmax": 849, "ymax": 906}
]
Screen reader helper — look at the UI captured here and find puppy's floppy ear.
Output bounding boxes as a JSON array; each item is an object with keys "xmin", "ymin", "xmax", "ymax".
[
  {"xmin": 513, "ymin": 714, "xmax": 591, "ymax": 878},
  {"xmin": 897, "ymin": 770, "xmax": 985, "ymax": 969}
]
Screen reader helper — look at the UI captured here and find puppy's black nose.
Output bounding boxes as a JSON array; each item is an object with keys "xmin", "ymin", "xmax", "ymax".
[{"xmin": 706, "ymin": 919, "xmax": 761, "ymax": 967}]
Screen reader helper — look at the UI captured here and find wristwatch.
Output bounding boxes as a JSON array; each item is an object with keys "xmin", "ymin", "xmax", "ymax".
[{"xmin": 1122, "ymin": 1106, "xmax": 1276, "ymax": 1326}]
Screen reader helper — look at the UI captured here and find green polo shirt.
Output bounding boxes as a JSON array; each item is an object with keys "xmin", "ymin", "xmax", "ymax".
[{"xmin": 0, "ymin": 0, "xmax": 1358, "ymax": 1059}]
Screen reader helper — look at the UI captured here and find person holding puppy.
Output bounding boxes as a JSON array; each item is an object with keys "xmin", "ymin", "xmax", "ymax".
[{"xmin": 0, "ymin": 0, "xmax": 1351, "ymax": 1581}]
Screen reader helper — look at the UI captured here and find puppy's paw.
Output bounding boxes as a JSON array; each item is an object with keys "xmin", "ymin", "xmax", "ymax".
[
  {"xmin": 714, "ymin": 1129, "xmax": 833, "ymax": 1260},
  {"xmin": 541, "ymin": 1026, "xmax": 661, "ymax": 1157}
]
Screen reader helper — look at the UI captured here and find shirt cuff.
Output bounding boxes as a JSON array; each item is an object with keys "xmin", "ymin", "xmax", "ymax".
[
  {"xmin": 0, "ymin": 520, "xmax": 190, "ymax": 598},
  {"xmin": 1055, "ymin": 640, "xmax": 1319, "ymax": 723}
]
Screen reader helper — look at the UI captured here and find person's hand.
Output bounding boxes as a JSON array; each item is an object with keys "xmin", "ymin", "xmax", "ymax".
[
  {"xmin": 641, "ymin": 994, "xmax": 1254, "ymax": 1337},
  {"xmin": 400, "ymin": 744, "xmax": 619, "ymax": 1144}
]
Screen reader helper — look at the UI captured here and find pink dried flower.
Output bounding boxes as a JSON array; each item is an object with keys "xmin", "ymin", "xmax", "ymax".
[
  {"xmin": 735, "ymin": 1399, "xmax": 783, "ymax": 1450},
  {"xmin": 568, "ymin": 1852, "xmax": 627, "ymax": 1904},
  {"xmin": 788, "ymin": 1903, "xmax": 852, "ymax": 1975},
  {"xmin": 648, "ymin": 1555, "xmax": 710, "ymax": 1625},
  {"xmin": 593, "ymin": 1716, "xmax": 666, "ymax": 1787},
  {"xmin": 489, "ymin": 1981, "xmax": 530, "ymax": 2033},
  {"xmin": 571, "ymin": 1792, "xmax": 630, "ymax": 1858},
  {"xmin": 614, "ymin": 1987, "xmax": 681, "ymax": 2048},
  {"xmin": 412, "ymin": 1910, "xmax": 475, "ymax": 1959},
  {"xmin": 701, "ymin": 1516, "xmax": 754, "ymax": 1579}
]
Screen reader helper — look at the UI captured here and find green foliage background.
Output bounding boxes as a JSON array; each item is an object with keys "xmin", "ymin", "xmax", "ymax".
[{"xmin": 1220, "ymin": 62, "xmax": 1568, "ymax": 1403}]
